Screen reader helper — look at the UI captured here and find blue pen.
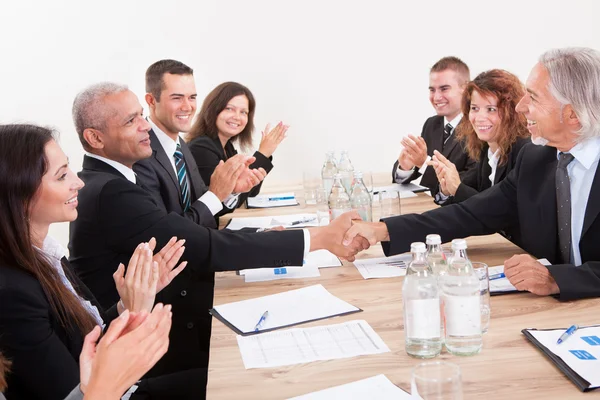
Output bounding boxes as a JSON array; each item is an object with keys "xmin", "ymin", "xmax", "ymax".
[
  {"xmin": 557, "ymin": 324, "xmax": 579, "ymax": 344},
  {"xmin": 254, "ymin": 311, "xmax": 269, "ymax": 332},
  {"xmin": 489, "ymin": 272, "xmax": 506, "ymax": 280},
  {"xmin": 268, "ymin": 196, "xmax": 295, "ymax": 201}
]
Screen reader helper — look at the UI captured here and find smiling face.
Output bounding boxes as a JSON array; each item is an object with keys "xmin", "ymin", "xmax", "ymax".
[
  {"xmin": 468, "ymin": 90, "xmax": 502, "ymax": 146},
  {"xmin": 515, "ymin": 63, "xmax": 578, "ymax": 150},
  {"xmin": 215, "ymin": 94, "xmax": 250, "ymax": 142},
  {"xmin": 429, "ymin": 69, "xmax": 465, "ymax": 120},
  {"xmin": 147, "ymin": 73, "xmax": 197, "ymax": 137},
  {"xmin": 29, "ymin": 140, "xmax": 84, "ymax": 231}
]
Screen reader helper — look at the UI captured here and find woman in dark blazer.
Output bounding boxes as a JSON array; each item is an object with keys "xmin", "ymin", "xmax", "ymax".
[
  {"xmin": 0, "ymin": 124, "xmax": 190, "ymax": 400},
  {"xmin": 430, "ymin": 69, "xmax": 530, "ymax": 205},
  {"xmin": 186, "ymin": 82, "xmax": 288, "ymax": 212}
]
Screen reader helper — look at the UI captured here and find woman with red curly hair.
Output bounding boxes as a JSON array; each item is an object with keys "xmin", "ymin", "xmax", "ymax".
[{"xmin": 429, "ymin": 69, "xmax": 530, "ymax": 205}]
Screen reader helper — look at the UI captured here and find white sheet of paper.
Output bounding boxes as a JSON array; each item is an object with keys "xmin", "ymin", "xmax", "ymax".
[
  {"xmin": 527, "ymin": 326, "xmax": 600, "ymax": 388},
  {"xmin": 373, "ymin": 183, "xmax": 426, "ymax": 196},
  {"xmin": 227, "ymin": 213, "xmax": 318, "ymax": 230},
  {"xmin": 353, "ymin": 254, "xmax": 412, "ymax": 279},
  {"xmin": 213, "ymin": 284, "xmax": 360, "ymax": 334},
  {"xmin": 304, "ymin": 249, "xmax": 342, "ymax": 268},
  {"xmin": 289, "ymin": 374, "xmax": 411, "ymax": 399},
  {"xmin": 247, "ymin": 192, "xmax": 299, "ymax": 208},
  {"xmin": 239, "ymin": 249, "xmax": 342, "ymax": 277},
  {"xmin": 489, "ymin": 258, "xmax": 550, "ymax": 293},
  {"xmin": 243, "ymin": 266, "xmax": 320, "ymax": 282},
  {"xmin": 236, "ymin": 320, "xmax": 390, "ymax": 369}
]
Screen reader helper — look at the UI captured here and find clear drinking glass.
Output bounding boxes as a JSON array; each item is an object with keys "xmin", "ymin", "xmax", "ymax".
[
  {"xmin": 380, "ymin": 190, "xmax": 401, "ymax": 218},
  {"xmin": 315, "ymin": 188, "xmax": 330, "ymax": 226},
  {"xmin": 303, "ymin": 170, "xmax": 320, "ymax": 205},
  {"xmin": 411, "ymin": 361, "xmax": 463, "ymax": 400},
  {"xmin": 471, "ymin": 262, "xmax": 490, "ymax": 334}
]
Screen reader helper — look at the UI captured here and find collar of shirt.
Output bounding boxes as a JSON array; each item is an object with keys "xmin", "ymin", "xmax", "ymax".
[
  {"xmin": 558, "ymin": 136, "xmax": 600, "ymax": 169},
  {"xmin": 487, "ymin": 147, "xmax": 501, "ymax": 185},
  {"xmin": 444, "ymin": 114, "xmax": 463, "ymax": 132},
  {"xmin": 85, "ymin": 152, "xmax": 137, "ymax": 184},
  {"xmin": 148, "ymin": 117, "xmax": 182, "ymax": 159}
]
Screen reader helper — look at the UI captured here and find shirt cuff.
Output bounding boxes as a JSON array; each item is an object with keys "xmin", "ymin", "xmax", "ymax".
[
  {"xmin": 223, "ymin": 193, "xmax": 240, "ymax": 209},
  {"xmin": 435, "ymin": 187, "xmax": 450, "ymax": 204},
  {"xmin": 199, "ymin": 191, "xmax": 223, "ymax": 215},
  {"xmin": 302, "ymin": 229, "xmax": 311, "ymax": 259},
  {"xmin": 417, "ymin": 155, "xmax": 432, "ymax": 175},
  {"xmin": 394, "ymin": 167, "xmax": 413, "ymax": 183}
]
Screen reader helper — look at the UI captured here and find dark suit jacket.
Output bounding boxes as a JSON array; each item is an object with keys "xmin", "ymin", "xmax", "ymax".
[
  {"xmin": 382, "ymin": 143, "xmax": 600, "ymax": 300},
  {"xmin": 392, "ymin": 115, "xmax": 476, "ymax": 195},
  {"xmin": 134, "ymin": 129, "xmax": 216, "ymax": 228},
  {"xmin": 187, "ymin": 136, "xmax": 274, "ymax": 212},
  {"xmin": 0, "ymin": 259, "xmax": 117, "ymax": 400},
  {"xmin": 68, "ymin": 156, "xmax": 303, "ymax": 378},
  {"xmin": 442, "ymin": 136, "xmax": 530, "ymax": 205}
]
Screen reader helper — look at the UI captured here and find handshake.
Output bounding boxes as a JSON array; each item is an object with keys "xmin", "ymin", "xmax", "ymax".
[{"xmin": 307, "ymin": 211, "xmax": 392, "ymax": 261}]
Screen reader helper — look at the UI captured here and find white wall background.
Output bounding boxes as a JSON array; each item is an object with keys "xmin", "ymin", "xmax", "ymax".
[{"xmin": 1, "ymin": 0, "xmax": 599, "ymax": 246}]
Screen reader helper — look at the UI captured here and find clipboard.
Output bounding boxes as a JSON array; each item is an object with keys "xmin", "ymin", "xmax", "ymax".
[{"xmin": 522, "ymin": 326, "xmax": 600, "ymax": 392}]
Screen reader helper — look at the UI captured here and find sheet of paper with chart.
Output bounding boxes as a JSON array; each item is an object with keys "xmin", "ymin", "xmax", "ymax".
[
  {"xmin": 211, "ymin": 284, "xmax": 361, "ymax": 335},
  {"xmin": 226, "ymin": 213, "xmax": 319, "ymax": 230},
  {"xmin": 489, "ymin": 258, "xmax": 550, "ymax": 294},
  {"xmin": 247, "ymin": 192, "xmax": 299, "ymax": 208},
  {"xmin": 236, "ymin": 320, "xmax": 390, "ymax": 369},
  {"xmin": 353, "ymin": 253, "xmax": 411, "ymax": 279},
  {"xmin": 526, "ymin": 325, "xmax": 600, "ymax": 388},
  {"xmin": 290, "ymin": 374, "xmax": 411, "ymax": 399}
]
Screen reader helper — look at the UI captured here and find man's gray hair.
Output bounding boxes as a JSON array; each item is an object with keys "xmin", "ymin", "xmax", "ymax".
[
  {"xmin": 540, "ymin": 47, "xmax": 600, "ymax": 140},
  {"xmin": 72, "ymin": 82, "xmax": 129, "ymax": 149}
]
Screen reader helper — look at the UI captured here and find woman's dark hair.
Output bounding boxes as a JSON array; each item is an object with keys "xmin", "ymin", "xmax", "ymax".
[
  {"xmin": 456, "ymin": 69, "xmax": 529, "ymax": 165},
  {"xmin": 0, "ymin": 351, "xmax": 10, "ymax": 392},
  {"xmin": 0, "ymin": 124, "xmax": 97, "ymax": 335},
  {"xmin": 185, "ymin": 82, "xmax": 256, "ymax": 151}
]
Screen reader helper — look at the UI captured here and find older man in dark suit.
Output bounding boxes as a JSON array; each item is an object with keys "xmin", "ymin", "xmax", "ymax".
[
  {"xmin": 393, "ymin": 56, "xmax": 476, "ymax": 196},
  {"xmin": 352, "ymin": 47, "xmax": 600, "ymax": 300}
]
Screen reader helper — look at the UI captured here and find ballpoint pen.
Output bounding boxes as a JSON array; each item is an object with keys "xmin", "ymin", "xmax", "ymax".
[
  {"xmin": 254, "ymin": 310, "xmax": 269, "ymax": 332},
  {"xmin": 290, "ymin": 217, "xmax": 317, "ymax": 225},
  {"xmin": 489, "ymin": 272, "xmax": 506, "ymax": 280},
  {"xmin": 268, "ymin": 196, "xmax": 295, "ymax": 201},
  {"xmin": 557, "ymin": 324, "xmax": 579, "ymax": 344}
]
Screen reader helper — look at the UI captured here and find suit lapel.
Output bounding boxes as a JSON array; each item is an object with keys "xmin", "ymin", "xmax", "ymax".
[
  {"xmin": 149, "ymin": 129, "xmax": 180, "ymax": 196},
  {"xmin": 582, "ymin": 161, "xmax": 600, "ymax": 237},
  {"xmin": 536, "ymin": 149, "xmax": 560, "ymax": 261},
  {"xmin": 442, "ymin": 132, "xmax": 459, "ymax": 159},
  {"xmin": 494, "ymin": 161, "xmax": 508, "ymax": 185},
  {"xmin": 180, "ymin": 139, "xmax": 207, "ymax": 198},
  {"xmin": 430, "ymin": 117, "xmax": 444, "ymax": 156}
]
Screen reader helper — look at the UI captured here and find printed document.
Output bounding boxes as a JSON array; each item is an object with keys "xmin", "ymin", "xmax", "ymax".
[
  {"xmin": 353, "ymin": 254, "xmax": 411, "ymax": 279},
  {"xmin": 289, "ymin": 374, "xmax": 410, "ymax": 399},
  {"xmin": 227, "ymin": 213, "xmax": 318, "ymax": 230},
  {"xmin": 489, "ymin": 258, "xmax": 550, "ymax": 293},
  {"xmin": 247, "ymin": 192, "xmax": 299, "ymax": 208}
]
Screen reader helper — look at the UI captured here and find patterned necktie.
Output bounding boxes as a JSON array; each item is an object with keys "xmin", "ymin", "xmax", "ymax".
[
  {"xmin": 556, "ymin": 152, "xmax": 575, "ymax": 264},
  {"xmin": 174, "ymin": 144, "xmax": 191, "ymax": 212},
  {"xmin": 442, "ymin": 123, "xmax": 453, "ymax": 150}
]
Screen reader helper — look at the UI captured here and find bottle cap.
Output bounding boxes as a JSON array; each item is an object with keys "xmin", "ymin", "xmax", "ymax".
[
  {"xmin": 410, "ymin": 242, "xmax": 426, "ymax": 253},
  {"xmin": 426, "ymin": 234, "xmax": 441, "ymax": 245},
  {"xmin": 451, "ymin": 238, "xmax": 467, "ymax": 250}
]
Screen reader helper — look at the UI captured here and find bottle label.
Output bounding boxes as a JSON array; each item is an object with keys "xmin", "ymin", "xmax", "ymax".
[
  {"xmin": 443, "ymin": 294, "xmax": 481, "ymax": 336},
  {"xmin": 406, "ymin": 298, "xmax": 441, "ymax": 339}
]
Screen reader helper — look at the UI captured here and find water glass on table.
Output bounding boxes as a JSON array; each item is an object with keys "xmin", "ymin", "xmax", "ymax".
[
  {"xmin": 315, "ymin": 188, "xmax": 330, "ymax": 226},
  {"xmin": 411, "ymin": 361, "xmax": 463, "ymax": 399},
  {"xmin": 303, "ymin": 170, "xmax": 321, "ymax": 205},
  {"xmin": 379, "ymin": 190, "xmax": 401, "ymax": 218},
  {"xmin": 471, "ymin": 262, "xmax": 490, "ymax": 334}
]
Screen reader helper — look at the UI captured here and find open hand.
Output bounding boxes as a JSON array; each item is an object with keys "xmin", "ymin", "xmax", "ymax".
[
  {"xmin": 398, "ymin": 134, "xmax": 428, "ymax": 170},
  {"xmin": 148, "ymin": 237, "xmax": 188, "ymax": 293},
  {"xmin": 429, "ymin": 150, "xmax": 461, "ymax": 196},
  {"xmin": 209, "ymin": 154, "xmax": 252, "ymax": 201},
  {"xmin": 258, "ymin": 122, "xmax": 288, "ymax": 158},
  {"xmin": 504, "ymin": 254, "xmax": 559, "ymax": 296},
  {"xmin": 113, "ymin": 243, "xmax": 158, "ymax": 313}
]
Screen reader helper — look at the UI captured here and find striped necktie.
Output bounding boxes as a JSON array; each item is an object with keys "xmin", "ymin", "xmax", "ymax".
[{"xmin": 174, "ymin": 143, "xmax": 191, "ymax": 212}]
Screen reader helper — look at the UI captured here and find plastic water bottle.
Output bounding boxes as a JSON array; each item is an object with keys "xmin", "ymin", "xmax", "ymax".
[
  {"xmin": 426, "ymin": 234, "xmax": 448, "ymax": 342},
  {"xmin": 337, "ymin": 150, "xmax": 354, "ymax": 193},
  {"xmin": 321, "ymin": 151, "xmax": 338, "ymax": 196},
  {"xmin": 403, "ymin": 242, "xmax": 442, "ymax": 358},
  {"xmin": 441, "ymin": 239, "xmax": 482, "ymax": 356},
  {"xmin": 350, "ymin": 171, "xmax": 372, "ymax": 222},
  {"xmin": 328, "ymin": 173, "xmax": 351, "ymax": 220}
]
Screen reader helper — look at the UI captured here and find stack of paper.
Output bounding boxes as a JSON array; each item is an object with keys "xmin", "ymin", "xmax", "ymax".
[
  {"xmin": 227, "ymin": 213, "xmax": 318, "ymax": 230},
  {"xmin": 290, "ymin": 375, "xmax": 411, "ymax": 399},
  {"xmin": 247, "ymin": 192, "xmax": 299, "ymax": 208},
  {"xmin": 353, "ymin": 254, "xmax": 411, "ymax": 279},
  {"xmin": 211, "ymin": 284, "xmax": 361, "ymax": 335},
  {"xmin": 236, "ymin": 320, "xmax": 389, "ymax": 369}
]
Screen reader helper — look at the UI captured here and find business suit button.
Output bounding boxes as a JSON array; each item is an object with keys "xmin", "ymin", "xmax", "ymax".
[
  {"xmin": 180, "ymin": 290, "xmax": 187, "ymax": 297},
  {"xmin": 187, "ymin": 322, "xmax": 194, "ymax": 329}
]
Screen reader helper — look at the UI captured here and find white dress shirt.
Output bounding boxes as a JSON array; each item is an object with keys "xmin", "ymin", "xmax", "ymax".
[
  {"xmin": 148, "ymin": 118, "xmax": 226, "ymax": 215},
  {"xmin": 562, "ymin": 136, "xmax": 600, "ymax": 266},
  {"xmin": 487, "ymin": 147, "xmax": 501, "ymax": 186},
  {"xmin": 395, "ymin": 114, "xmax": 463, "ymax": 183}
]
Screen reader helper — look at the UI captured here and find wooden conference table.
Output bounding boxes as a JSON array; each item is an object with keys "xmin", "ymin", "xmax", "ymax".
[{"xmin": 207, "ymin": 186, "xmax": 600, "ymax": 399}]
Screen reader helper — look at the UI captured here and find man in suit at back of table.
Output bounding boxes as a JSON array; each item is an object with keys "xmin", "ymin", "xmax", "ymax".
[
  {"xmin": 350, "ymin": 47, "xmax": 600, "ymax": 301},
  {"xmin": 133, "ymin": 60, "xmax": 264, "ymax": 228},
  {"xmin": 393, "ymin": 56, "xmax": 476, "ymax": 196},
  {"xmin": 68, "ymin": 82, "xmax": 367, "ymax": 387}
]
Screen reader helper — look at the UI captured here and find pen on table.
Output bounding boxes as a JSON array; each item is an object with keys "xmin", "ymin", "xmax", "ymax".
[
  {"xmin": 290, "ymin": 217, "xmax": 317, "ymax": 226},
  {"xmin": 254, "ymin": 310, "xmax": 269, "ymax": 332},
  {"xmin": 557, "ymin": 324, "xmax": 579, "ymax": 344},
  {"xmin": 268, "ymin": 196, "xmax": 295, "ymax": 201},
  {"xmin": 489, "ymin": 272, "xmax": 506, "ymax": 280}
]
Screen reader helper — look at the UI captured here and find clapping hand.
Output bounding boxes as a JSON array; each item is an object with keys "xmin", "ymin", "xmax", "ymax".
[
  {"xmin": 258, "ymin": 122, "xmax": 288, "ymax": 158},
  {"xmin": 428, "ymin": 150, "xmax": 461, "ymax": 196},
  {"xmin": 148, "ymin": 237, "xmax": 188, "ymax": 293},
  {"xmin": 398, "ymin": 134, "xmax": 428, "ymax": 171}
]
